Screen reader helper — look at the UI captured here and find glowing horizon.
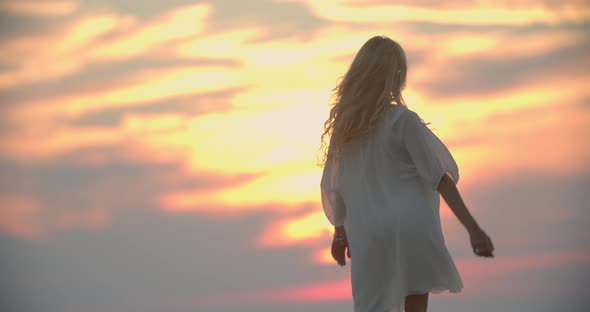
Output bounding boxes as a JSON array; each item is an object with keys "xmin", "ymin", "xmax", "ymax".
[{"xmin": 0, "ymin": 1, "xmax": 588, "ymax": 311}]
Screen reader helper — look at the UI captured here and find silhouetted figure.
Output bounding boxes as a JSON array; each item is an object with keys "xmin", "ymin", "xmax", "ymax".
[{"xmin": 319, "ymin": 35, "xmax": 494, "ymax": 312}]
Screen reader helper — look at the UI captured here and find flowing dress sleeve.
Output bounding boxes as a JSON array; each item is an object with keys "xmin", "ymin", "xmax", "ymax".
[
  {"xmin": 320, "ymin": 147, "xmax": 346, "ymax": 226},
  {"xmin": 402, "ymin": 111, "xmax": 460, "ymax": 190}
]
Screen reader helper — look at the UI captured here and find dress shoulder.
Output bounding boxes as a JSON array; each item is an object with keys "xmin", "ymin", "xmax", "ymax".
[
  {"xmin": 399, "ymin": 106, "xmax": 460, "ymax": 189},
  {"xmin": 383, "ymin": 104, "xmax": 409, "ymax": 130}
]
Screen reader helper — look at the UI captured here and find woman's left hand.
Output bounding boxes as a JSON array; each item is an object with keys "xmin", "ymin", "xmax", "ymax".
[{"xmin": 331, "ymin": 232, "xmax": 351, "ymax": 266}]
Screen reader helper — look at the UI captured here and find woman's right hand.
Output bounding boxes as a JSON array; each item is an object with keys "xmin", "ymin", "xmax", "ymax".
[{"xmin": 469, "ymin": 228, "xmax": 494, "ymax": 258}]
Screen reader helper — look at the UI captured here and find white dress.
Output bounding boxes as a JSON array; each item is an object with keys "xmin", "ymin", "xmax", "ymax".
[{"xmin": 321, "ymin": 104, "xmax": 463, "ymax": 312}]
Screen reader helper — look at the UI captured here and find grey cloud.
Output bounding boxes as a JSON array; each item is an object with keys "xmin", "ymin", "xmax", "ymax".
[
  {"xmin": 415, "ymin": 37, "xmax": 590, "ymax": 98},
  {"xmin": 343, "ymin": 0, "xmax": 588, "ymax": 10},
  {"xmin": 0, "ymin": 58, "xmax": 246, "ymax": 129},
  {"xmin": 66, "ymin": 86, "xmax": 245, "ymax": 127},
  {"xmin": 1, "ymin": 168, "xmax": 588, "ymax": 312},
  {"xmin": 74, "ymin": 0, "xmax": 210, "ymax": 20},
  {"xmin": 0, "ymin": 150, "xmax": 261, "ymax": 225},
  {"xmin": 403, "ymin": 20, "xmax": 590, "ymax": 37},
  {"xmin": 344, "ymin": 0, "xmax": 475, "ymax": 9},
  {"xmin": 0, "ymin": 205, "xmax": 340, "ymax": 312},
  {"xmin": 0, "ymin": 11, "xmax": 68, "ymax": 42},
  {"xmin": 76, "ymin": 0, "xmax": 327, "ymax": 42},
  {"xmin": 0, "ymin": 57, "xmax": 240, "ymax": 110},
  {"xmin": 444, "ymin": 169, "xmax": 589, "ymax": 258},
  {"xmin": 205, "ymin": 0, "xmax": 327, "ymax": 42}
]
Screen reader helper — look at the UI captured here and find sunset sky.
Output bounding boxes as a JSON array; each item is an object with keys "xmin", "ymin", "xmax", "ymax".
[{"xmin": 0, "ymin": 0, "xmax": 589, "ymax": 311}]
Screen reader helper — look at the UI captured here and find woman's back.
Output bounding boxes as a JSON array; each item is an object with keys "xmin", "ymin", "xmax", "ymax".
[
  {"xmin": 320, "ymin": 35, "xmax": 494, "ymax": 312},
  {"xmin": 324, "ymin": 103, "xmax": 464, "ymax": 312},
  {"xmin": 337, "ymin": 104, "xmax": 446, "ymax": 235}
]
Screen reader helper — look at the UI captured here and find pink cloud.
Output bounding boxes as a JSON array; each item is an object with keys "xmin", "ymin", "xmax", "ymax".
[
  {"xmin": 270, "ymin": 249, "xmax": 589, "ymax": 302},
  {"xmin": 268, "ymin": 278, "xmax": 352, "ymax": 302},
  {"xmin": 0, "ymin": 195, "xmax": 46, "ymax": 240},
  {"xmin": 164, "ymin": 278, "xmax": 351, "ymax": 311},
  {"xmin": 0, "ymin": 193, "xmax": 113, "ymax": 241},
  {"xmin": 453, "ymin": 249, "xmax": 590, "ymax": 296},
  {"xmin": 163, "ymin": 248, "xmax": 589, "ymax": 311}
]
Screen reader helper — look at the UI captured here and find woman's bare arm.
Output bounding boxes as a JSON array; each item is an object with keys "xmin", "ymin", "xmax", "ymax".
[
  {"xmin": 438, "ymin": 173, "xmax": 495, "ymax": 257},
  {"xmin": 437, "ymin": 173, "xmax": 480, "ymax": 234}
]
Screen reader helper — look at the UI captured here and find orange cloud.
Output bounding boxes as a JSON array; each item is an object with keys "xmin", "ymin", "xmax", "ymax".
[
  {"xmin": 0, "ymin": 0, "xmax": 78, "ymax": 17},
  {"xmin": 91, "ymin": 3, "xmax": 211, "ymax": 61},
  {"xmin": 285, "ymin": 0, "xmax": 590, "ymax": 25},
  {"xmin": 257, "ymin": 209, "xmax": 331, "ymax": 247},
  {"xmin": 0, "ymin": 125, "xmax": 123, "ymax": 160},
  {"xmin": 158, "ymin": 166, "xmax": 321, "ymax": 213},
  {"xmin": 2, "ymin": 1, "xmax": 587, "ymax": 252},
  {"xmin": 0, "ymin": 3, "xmax": 212, "ymax": 89},
  {"xmin": 445, "ymin": 100, "xmax": 590, "ymax": 184},
  {"xmin": 421, "ymin": 29, "xmax": 585, "ymax": 65},
  {"xmin": 312, "ymin": 246, "xmax": 334, "ymax": 265},
  {"xmin": 2, "ymin": 64, "xmax": 241, "ymax": 159},
  {"xmin": 0, "ymin": 13, "xmax": 135, "ymax": 89}
]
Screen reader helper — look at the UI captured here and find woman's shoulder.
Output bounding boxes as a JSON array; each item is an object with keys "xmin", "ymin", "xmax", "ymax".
[
  {"xmin": 388, "ymin": 104, "xmax": 424, "ymax": 124},
  {"xmin": 386, "ymin": 103, "xmax": 418, "ymax": 115},
  {"xmin": 384, "ymin": 104, "xmax": 416, "ymax": 126}
]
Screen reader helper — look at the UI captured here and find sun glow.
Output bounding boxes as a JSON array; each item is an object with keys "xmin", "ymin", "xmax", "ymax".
[{"xmin": 1, "ymin": 4, "xmax": 588, "ymax": 309}]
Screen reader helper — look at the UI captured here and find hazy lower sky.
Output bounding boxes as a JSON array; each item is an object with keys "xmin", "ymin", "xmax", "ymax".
[{"xmin": 0, "ymin": 1, "xmax": 589, "ymax": 311}]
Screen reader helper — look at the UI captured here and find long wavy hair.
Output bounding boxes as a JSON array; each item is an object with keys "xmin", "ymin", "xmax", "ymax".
[{"xmin": 319, "ymin": 36, "xmax": 408, "ymax": 166}]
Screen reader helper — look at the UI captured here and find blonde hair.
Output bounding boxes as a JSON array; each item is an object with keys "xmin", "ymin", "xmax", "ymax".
[{"xmin": 319, "ymin": 35, "xmax": 408, "ymax": 166}]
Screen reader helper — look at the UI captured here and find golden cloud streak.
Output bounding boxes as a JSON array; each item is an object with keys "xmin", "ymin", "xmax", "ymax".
[
  {"xmin": 91, "ymin": 3, "xmax": 211, "ymax": 60},
  {"xmin": 288, "ymin": 0, "xmax": 590, "ymax": 25},
  {"xmin": 0, "ymin": 3, "xmax": 211, "ymax": 89},
  {"xmin": 11, "ymin": 65, "xmax": 240, "ymax": 122},
  {"xmin": 2, "ymin": 2, "xmax": 588, "ymax": 254},
  {"xmin": 0, "ymin": 13, "xmax": 134, "ymax": 89}
]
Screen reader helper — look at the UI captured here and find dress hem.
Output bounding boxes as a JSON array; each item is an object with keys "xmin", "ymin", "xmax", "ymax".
[
  {"xmin": 407, "ymin": 285, "xmax": 463, "ymax": 295},
  {"xmin": 386, "ymin": 286, "xmax": 463, "ymax": 312}
]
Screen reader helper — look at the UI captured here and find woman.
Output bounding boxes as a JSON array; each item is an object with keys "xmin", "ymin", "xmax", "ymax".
[{"xmin": 319, "ymin": 35, "xmax": 495, "ymax": 312}]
